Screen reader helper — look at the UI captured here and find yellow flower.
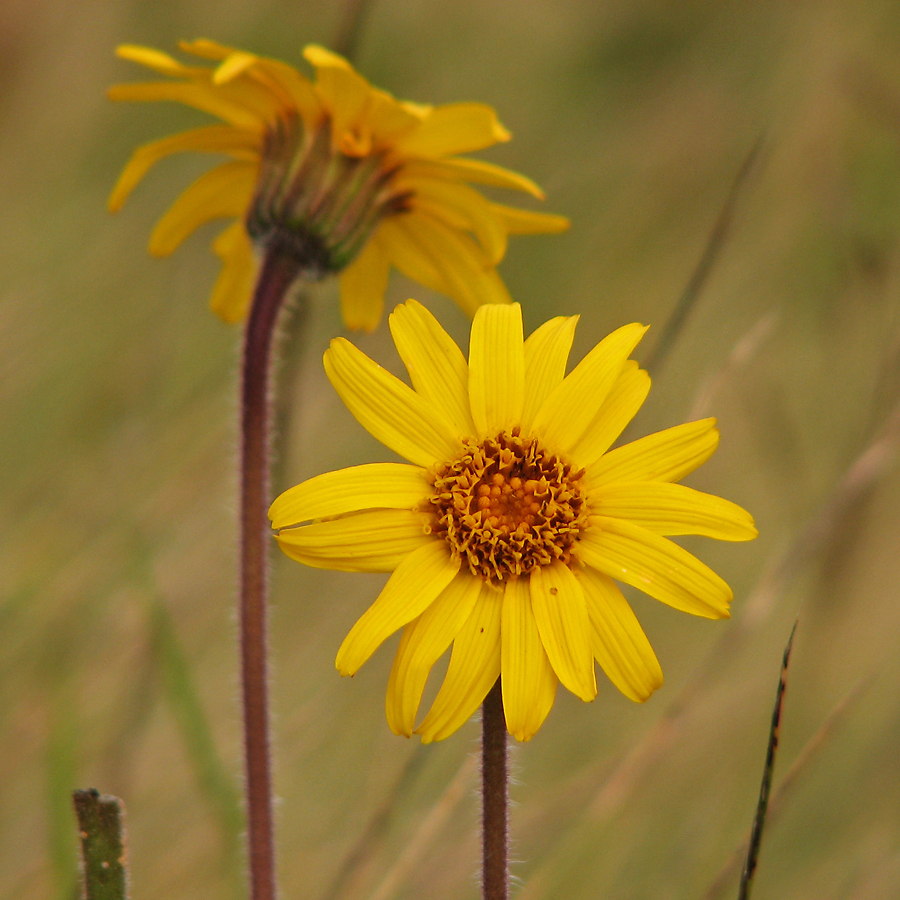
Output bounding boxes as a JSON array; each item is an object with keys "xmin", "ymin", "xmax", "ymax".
[
  {"xmin": 270, "ymin": 301, "xmax": 757, "ymax": 741},
  {"xmin": 108, "ymin": 40, "xmax": 569, "ymax": 329}
]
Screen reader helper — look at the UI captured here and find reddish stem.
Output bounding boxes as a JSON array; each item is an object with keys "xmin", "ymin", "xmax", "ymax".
[
  {"xmin": 482, "ymin": 679, "xmax": 509, "ymax": 900},
  {"xmin": 240, "ymin": 237, "xmax": 303, "ymax": 900}
]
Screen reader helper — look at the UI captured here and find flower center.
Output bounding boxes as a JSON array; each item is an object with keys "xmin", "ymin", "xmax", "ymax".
[
  {"xmin": 427, "ymin": 429, "xmax": 588, "ymax": 583},
  {"xmin": 246, "ymin": 112, "xmax": 412, "ymax": 273}
]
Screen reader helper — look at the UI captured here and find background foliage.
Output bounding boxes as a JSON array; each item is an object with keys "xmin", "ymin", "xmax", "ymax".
[{"xmin": 3, "ymin": 1, "xmax": 900, "ymax": 898}]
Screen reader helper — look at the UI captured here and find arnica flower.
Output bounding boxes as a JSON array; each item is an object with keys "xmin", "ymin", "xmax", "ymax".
[
  {"xmin": 269, "ymin": 301, "xmax": 757, "ymax": 741},
  {"xmin": 108, "ymin": 40, "xmax": 569, "ymax": 329}
]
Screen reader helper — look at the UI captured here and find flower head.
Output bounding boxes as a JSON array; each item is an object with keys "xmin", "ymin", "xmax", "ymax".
[
  {"xmin": 270, "ymin": 301, "xmax": 757, "ymax": 741},
  {"xmin": 109, "ymin": 40, "xmax": 569, "ymax": 328}
]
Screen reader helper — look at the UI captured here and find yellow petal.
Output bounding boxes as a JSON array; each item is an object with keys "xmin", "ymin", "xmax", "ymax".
[
  {"xmin": 390, "ymin": 212, "xmax": 512, "ymax": 316},
  {"xmin": 376, "ymin": 217, "xmax": 451, "ymax": 296},
  {"xmin": 590, "ymin": 483, "xmax": 757, "ymax": 541},
  {"xmin": 587, "ymin": 419, "xmax": 720, "ymax": 487},
  {"xmin": 488, "ymin": 202, "xmax": 570, "ymax": 234},
  {"xmin": 209, "ymin": 221, "xmax": 256, "ymax": 324},
  {"xmin": 385, "ymin": 573, "xmax": 482, "ymax": 736},
  {"xmin": 579, "ymin": 516, "xmax": 732, "ymax": 618},
  {"xmin": 468, "ymin": 303, "xmax": 525, "ymax": 437},
  {"xmin": 388, "ymin": 299, "xmax": 476, "ymax": 439},
  {"xmin": 521, "ymin": 316, "xmax": 579, "ymax": 433},
  {"xmin": 107, "ymin": 81, "xmax": 262, "ymax": 130},
  {"xmin": 568, "ymin": 361, "xmax": 650, "ymax": 466},
  {"xmin": 274, "ymin": 509, "xmax": 432, "ymax": 572},
  {"xmin": 529, "ymin": 563, "xmax": 596, "ymax": 701},
  {"xmin": 336, "ymin": 540, "xmax": 460, "ymax": 675},
  {"xmin": 302, "ymin": 44, "xmax": 354, "ymax": 70},
  {"xmin": 532, "ymin": 323, "xmax": 648, "ymax": 456},
  {"xmin": 395, "ymin": 103, "xmax": 511, "ymax": 157},
  {"xmin": 363, "ymin": 87, "xmax": 421, "ymax": 146},
  {"xmin": 213, "ymin": 51, "xmax": 258, "ymax": 84},
  {"xmin": 401, "ymin": 157, "xmax": 545, "ymax": 198},
  {"xmin": 304, "ymin": 44, "xmax": 372, "ymax": 153},
  {"xmin": 338, "ymin": 234, "xmax": 390, "ymax": 332},
  {"xmin": 178, "ymin": 38, "xmax": 236, "ymax": 60},
  {"xmin": 116, "ymin": 44, "xmax": 202, "ymax": 78},
  {"xmin": 269, "ymin": 463, "xmax": 430, "ymax": 527},
  {"xmin": 148, "ymin": 160, "xmax": 257, "ymax": 256},
  {"xmin": 410, "ymin": 179, "xmax": 507, "ymax": 264},
  {"xmin": 416, "ymin": 583, "xmax": 502, "ymax": 743},
  {"xmin": 251, "ymin": 58, "xmax": 322, "ymax": 129},
  {"xmin": 324, "ymin": 337, "xmax": 461, "ymax": 467},
  {"xmin": 109, "ymin": 125, "xmax": 260, "ymax": 212},
  {"xmin": 501, "ymin": 577, "xmax": 559, "ymax": 741},
  {"xmin": 576, "ymin": 568, "xmax": 663, "ymax": 702}
]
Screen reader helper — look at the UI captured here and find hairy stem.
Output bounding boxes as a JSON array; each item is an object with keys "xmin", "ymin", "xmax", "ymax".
[
  {"xmin": 482, "ymin": 679, "xmax": 508, "ymax": 900},
  {"xmin": 240, "ymin": 237, "xmax": 304, "ymax": 900}
]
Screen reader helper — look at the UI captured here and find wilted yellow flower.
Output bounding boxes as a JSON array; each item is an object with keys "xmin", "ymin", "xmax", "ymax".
[
  {"xmin": 108, "ymin": 40, "xmax": 568, "ymax": 328},
  {"xmin": 270, "ymin": 301, "xmax": 757, "ymax": 741}
]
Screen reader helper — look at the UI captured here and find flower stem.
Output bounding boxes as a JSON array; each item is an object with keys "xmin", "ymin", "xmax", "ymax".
[
  {"xmin": 240, "ymin": 236, "xmax": 304, "ymax": 900},
  {"xmin": 481, "ymin": 679, "xmax": 509, "ymax": 900}
]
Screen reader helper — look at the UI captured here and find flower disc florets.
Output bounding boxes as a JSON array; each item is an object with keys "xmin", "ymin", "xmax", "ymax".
[{"xmin": 427, "ymin": 428, "xmax": 588, "ymax": 583}]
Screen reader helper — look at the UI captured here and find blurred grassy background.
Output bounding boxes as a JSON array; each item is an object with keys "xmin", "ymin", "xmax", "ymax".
[{"xmin": 2, "ymin": 0, "xmax": 900, "ymax": 898}]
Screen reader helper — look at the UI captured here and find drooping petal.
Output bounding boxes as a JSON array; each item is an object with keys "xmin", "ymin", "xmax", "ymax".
[
  {"xmin": 209, "ymin": 221, "xmax": 256, "ymax": 324},
  {"xmin": 531, "ymin": 323, "xmax": 648, "ymax": 455},
  {"xmin": 177, "ymin": 42, "xmax": 319, "ymax": 128},
  {"xmin": 109, "ymin": 125, "xmax": 260, "ymax": 212},
  {"xmin": 274, "ymin": 509, "xmax": 432, "ymax": 573},
  {"xmin": 269, "ymin": 463, "xmax": 430, "ymax": 527},
  {"xmin": 148, "ymin": 160, "xmax": 258, "ymax": 256},
  {"xmin": 214, "ymin": 51, "xmax": 258, "ymax": 83},
  {"xmin": 468, "ymin": 303, "xmax": 524, "ymax": 437},
  {"xmin": 361, "ymin": 87, "xmax": 422, "ymax": 147},
  {"xmin": 251, "ymin": 58, "xmax": 322, "ymax": 129},
  {"xmin": 410, "ymin": 179, "xmax": 507, "ymax": 264},
  {"xmin": 416, "ymin": 583, "xmax": 502, "ymax": 743},
  {"xmin": 488, "ymin": 202, "xmax": 570, "ymax": 234},
  {"xmin": 586, "ymin": 419, "xmax": 720, "ymax": 487},
  {"xmin": 324, "ymin": 337, "xmax": 462, "ymax": 467},
  {"xmin": 590, "ymin": 483, "xmax": 758, "ymax": 540},
  {"xmin": 501, "ymin": 577, "xmax": 559, "ymax": 741},
  {"xmin": 576, "ymin": 568, "xmax": 663, "ymax": 702},
  {"xmin": 391, "ymin": 212, "xmax": 513, "ymax": 315},
  {"xmin": 401, "ymin": 157, "xmax": 545, "ymax": 198},
  {"xmin": 388, "ymin": 299, "xmax": 476, "ymax": 439},
  {"xmin": 385, "ymin": 573, "xmax": 482, "ymax": 736},
  {"xmin": 107, "ymin": 81, "xmax": 262, "ymax": 130},
  {"xmin": 529, "ymin": 563, "xmax": 596, "ymax": 701},
  {"xmin": 336, "ymin": 540, "xmax": 460, "ymax": 675},
  {"xmin": 394, "ymin": 103, "xmax": 511, "ymax": 157},
  {"xmin": 521, "ymin": 316, "xmax": 579, "ymax": 432},
  {"xmin": 338, "ymin": 234, "xmax": 390, "ymax": 332},
  {"xmin": 303, "ymin": 45, "xmax": 372, "ymax": 153},
  {"xmin": 579, "ymin": 516, "xmax": 732, "ymax": 618},
  {"xmin": 568, "ymin": 361, "xmax": 650, "ymax": 466},
  {"xmin": 116, "ymin": 44, "xmax": 204, "ymax": 78},
  {"xmin": 376, "ymin": 217, "xmax": 451, "ymax": 296},
  {"xmin": 178, "ymin": 38, "xmax": 237, "ymax": 60}
]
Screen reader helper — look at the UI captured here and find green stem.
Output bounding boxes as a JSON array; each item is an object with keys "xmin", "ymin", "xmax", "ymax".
[
  {"xmin": 240, "ymin": 236, "xmax": 304, "ymax": 900},
  {"xmin": 481, "ymin": 679, "xmax": 508, "ymax": 900}
]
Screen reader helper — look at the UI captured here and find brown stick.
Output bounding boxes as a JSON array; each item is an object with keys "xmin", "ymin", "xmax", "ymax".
[
  {"xmin": 481, "ymin": 679, "xmax": 508, "ymax": 900},
  {"xmin": 240, "ymin": 237, "xmax": 303, "ymax": 900}
]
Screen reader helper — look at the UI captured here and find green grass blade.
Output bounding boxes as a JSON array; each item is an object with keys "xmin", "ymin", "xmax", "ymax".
[
  {"xmin": 737, "ymin": 621, "xmax": 796, "ymax": 900},
  {"xmin": 645, "ymin": 137, "xmax": 765, "ymax": 374},
  {"xmin": 149, "ymin": 597, "xmax": 245, "ymax": 888}
]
